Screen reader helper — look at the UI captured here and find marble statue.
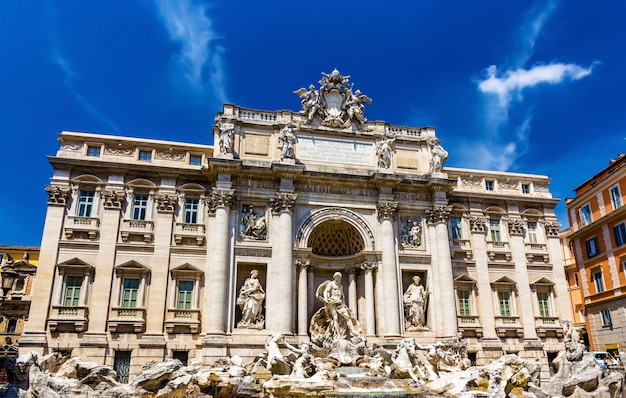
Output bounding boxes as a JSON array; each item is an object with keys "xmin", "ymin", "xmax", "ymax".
[
  {"xmin": 401, "ymin": 219, "xmax": 422, "ymax": 248},
  {"xmin": 343, "ymin": 89, "xmax": 371, "ymax": 127},
  {"xmin": 241, "ymin": 205, "xmax": 268, "ymax": 240},
  {"xmin": 375, "ymin": 135, "xmax": 395, "ymax": 169},
  {"xmin": 236, "ymin": 270, "xmax": 265, "ymax": 328},
  {"xmin": 293, "ymin": 85, "xmax": 321, "ymax": 123},
  {"xmin": 215, "ymin": 117, "xmax": 235, "ymax": 154},
  {"xmin": 278, "ymin": 121, "xmax": 300, "ymax": 160},
  {"xmin": 310, "ymin": 272, "xmax": 361, "ymax": 342},
  {"xmin": 428, "ymin": 138, "xmax": 448, "ymax": 173},
  {"xmin": 403, "ymin": 275, "xmax": 427, "ymax": 329}
]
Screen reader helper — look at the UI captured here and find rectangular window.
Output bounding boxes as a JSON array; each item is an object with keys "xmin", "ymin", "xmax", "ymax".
[
  {"xmin": 457, "ymin": 290, "xmax": 471, "ymax": 316},
  {"xmin": 77, "ymin": 190, "xmax": 95, "ymax": 217},
  {"xmin": 451, "ymin": 217, "xmax": 462, "ymax": 240},
  {"xmin": 189, "ymin": 155, "xmax": 202, "ymax": 166},
  {"xmin": 177, "ymin": 281, "xmax": 194, "ymax": 310},
  {"xmin": 614, "ymin": 223, "xmax": 626, "ymax": 247},
  {"xmin": 87, "ymin": 146, "xmax": 101, "ymax": 157},
  {"xmin": 586, "ymin": 236, "xmax": 599, "ymax": 258},
  {"xmin": 593, "ymin": 268, "xmax": 605, "ymax": 293},
  {"xmin": 138, "ymin": 150, "xmax": 152, "ymax": 161},
  {"xmin": 64, "ymin": 276, "xmax": 83, "ymax": 306},
  {"xmin": 574, "ymin": 273, "xmax": 579, "ymax": 287},
  {"xmin": 121, "ymin": 278, "xmax": 140, "ymax": 308},
  {"xmin": 490, "ymin": 219, "xmax": 502, "ymax": 242},
  {"xmin": 6, "ymin": 319, "xmax": 17, "ymax": 334},
  {"xmin": 498, "ymin": 291, "xmax": 511, "ymax": 317},
  {"xmin": 485, "ymin": 180, "xmax": 494, "ymax": 191},
  {"xmin": 537, "ymin": 292, "xmax": 550, "ymax": 317},
  {"xmin": 610, "ymin": 185, "xmax": 622, "ymax": 210},
  {"xmin": 527, "ymin": 222, "xmax": 538, "ymax": 243},
  {"xmin": 521, "ymin": 183, "xmax": 530, "ymax": 194},
  {"xmin": 601, "ymin": 309, "xmax": 612, "ymax": 326},
  {"xmin": 184, "ymin": 198, "xmax": 199, "ymax": 224},
  {"xmin": 132, "ymin": 194, "xmax": 149, "ymax": 220},
  {"xmin": 579, "ymin": 204, "xmax": 592, "ymax": 226},
  {"xmin": 113, "ymin": 351, "xmax": 131, "ymax": 384}
]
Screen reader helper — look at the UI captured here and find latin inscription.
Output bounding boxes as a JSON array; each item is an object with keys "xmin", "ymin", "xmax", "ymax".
[{"xmin": 297, "ymin": 137, "xmax": 372, "ymax": 166}]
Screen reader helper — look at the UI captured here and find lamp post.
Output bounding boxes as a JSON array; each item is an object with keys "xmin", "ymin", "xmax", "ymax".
[{"xmin": 0, "ymin": 265, "xmax": 17, "ymax": 305}]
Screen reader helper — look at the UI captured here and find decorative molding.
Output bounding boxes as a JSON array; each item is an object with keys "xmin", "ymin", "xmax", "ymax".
[
  {"xmin": 100, "ymin": 190, "xmax": 126, "ymax": 210},
  {"xmin": 45, "ymin": 186, "xmax": 71, "ymax": 206},
  {"xmin": 424, "ymin": 205, "xmax": 451, "ymax": 224},
  {"xmin": 376, "ymin": 201, "xmax": 398, "ymax": 221},
  {"xmin": 269, "ymin": 193, "xmax": 297, "ymax": 213},
  {"xmin": 104, "ymin": 146, "xmax": 135, "ymax": 156},
  {"xmin": 156, "ymin": 150, "xmax": 185, "ymax": 161},
  {"xmin": 60, "ymin": 142, "xmax": 82, "ymax": 151}
]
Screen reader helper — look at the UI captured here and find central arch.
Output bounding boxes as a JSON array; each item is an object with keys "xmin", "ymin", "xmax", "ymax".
[{"xmin": 295, "ymin": 207, "xmax": 375, "ymax": 252}]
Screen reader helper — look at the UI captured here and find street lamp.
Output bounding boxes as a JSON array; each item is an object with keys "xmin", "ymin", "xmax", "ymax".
[{"xmin": 0, "ymin": 265, "xmax": 18, "ymax": 305}]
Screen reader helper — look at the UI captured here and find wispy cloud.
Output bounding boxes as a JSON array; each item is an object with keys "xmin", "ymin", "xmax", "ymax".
[
  {"xmin": 467, "ymin": 0, "xmax": 595, "ymax": 171},
  {"xmin": 155, "ymin": 0, "xmax": 227, "ymax": 103},
  {"xmin": 52, "ymin": 48, "xmax": 120, "ymax": 132}
]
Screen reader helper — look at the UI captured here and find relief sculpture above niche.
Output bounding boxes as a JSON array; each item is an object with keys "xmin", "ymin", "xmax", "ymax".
[{"xmin": 240, "ymin": 204, "xmax": 269, "ymax": 240}]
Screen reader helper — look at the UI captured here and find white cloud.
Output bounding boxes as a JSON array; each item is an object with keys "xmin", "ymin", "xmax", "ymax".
[
  {"xmin": 52, "ymin": 48, "xmax": 119, "ymax": 132},
  {"xmin": 155, "ymin": 0, "xmax": 227, "ymax": 103},
  {"xmin": 478, "ymin": 63, "xmax": 594, "ymax": 108}
]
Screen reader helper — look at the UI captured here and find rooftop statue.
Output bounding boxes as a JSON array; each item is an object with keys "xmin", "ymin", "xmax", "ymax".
[{"xmin": 294, "ymin": 69, "xmax": 372, "ymax": 131}]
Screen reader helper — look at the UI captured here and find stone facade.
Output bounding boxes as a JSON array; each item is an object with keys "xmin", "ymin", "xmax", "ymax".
[{"xmin": 21, "ymin": 71, "xmax": 568, "ymax": 381}]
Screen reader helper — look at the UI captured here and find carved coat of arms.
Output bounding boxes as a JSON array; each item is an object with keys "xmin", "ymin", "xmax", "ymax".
[{"xmin": 294, "ymin": 69, "xmax": 372, "ymax": 130}]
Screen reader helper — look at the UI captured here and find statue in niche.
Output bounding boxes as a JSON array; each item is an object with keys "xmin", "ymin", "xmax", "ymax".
[
  {"xmin": 403, "ymin": 275, "xmax": 428, "ymax": 329},
  {"xmin": 236, "ymin": 270, "xmax": 265, "ymax": 328},
  {"xmin": 215, "ymin": 116, "xmax": 235, "ymax": 154},
  {"xmin": 278, "ymin": 120, "xmax": 300, "ymax": 160},
  {"xmin": 241, "ymin": 205, "xmax": 268, "ymax": 240},
  {"xmin": 375, "ymin": 135, "xmax": 396, "ymax": 169},
  {"xmin": 310, "ymin": 272, "xmax": 362, "ymax": 342},
  {"xmin": 428, "ymin": 137, "xmax": 448, "ymax": 173},
  {"xmin": 401, "ymin": 218, "xmax": 422, "ymax": 248}
]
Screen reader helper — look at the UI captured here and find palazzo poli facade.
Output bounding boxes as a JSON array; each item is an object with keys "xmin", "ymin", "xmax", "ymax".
[{"xmin": 21, "ymin": 70, "xmax": 570, "ymax": 380}]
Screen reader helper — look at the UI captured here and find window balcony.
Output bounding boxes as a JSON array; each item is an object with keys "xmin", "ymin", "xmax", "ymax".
[
  {"xmin": 487, "ymin": 241, "xmax": 511, "ymax": 261},
  {"xmin": 48, "ymin": 305, "xmax": 89, "ymax": 332},
  {"xmin": 494, "ymin": 316, "xmax": 523, "ymax": 337},
  {"xmin": 525, "ymin": 243, "xmax": 550, "ymax": 263},
  {"xmin": 457, "ymin": 315, "xmax": 482, "ymax": 337},
  {"xmin": 64, "ymin": 216, "xmax": 100, "ymax": 239},
  {"xmin": 450, "ymin": 239, "xmax": 473, "ymax": 260},
  {"xmin": 108, "ymin": 307, "xmax": 147, "ymax": 333},
  {"xmin": 173, "ymin": 223, "xmax": 206, "ymax": 245},
  {"xmin": 535, "ymin": 316, "xmax": 562, "ymax": 337},
  {"xmin": 164, "ymin": 309, "xmax": 201, "ymax": 334},
  {"xmin": 120, "ymin": 219, "xmax": 154, "ymax": 243}
]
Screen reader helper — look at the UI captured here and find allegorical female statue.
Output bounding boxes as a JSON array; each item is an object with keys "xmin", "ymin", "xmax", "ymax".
[
  {"xmin": 403, "ymin": 275, "xmax": 428, "ymax": 329},
  {"xmin": 237, "ymin": 270, "xmax": 265, "ymax": 328}
]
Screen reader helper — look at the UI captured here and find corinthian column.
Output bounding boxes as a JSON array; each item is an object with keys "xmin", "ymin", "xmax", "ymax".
[
  {"xmin": 267, "ymin": 193, "xmax": 297, "ymax": 333},
  {"xmin": 296, "ymin": 259, "xmax": 309, "ymax": 336},
  {"xmin": 425, "ymin": 205, "xmax": 457, "ymax": 337},
  {"xmin": 377, "ymin": 200, "xmax": 401, "ymax": 336},
  {"xmin": 361, "ymin": 262, "xmax": 377, "ymax": 336},
  {"xmin": 203, "ymin": 188, "xmax": 235, "ymax": 334}
]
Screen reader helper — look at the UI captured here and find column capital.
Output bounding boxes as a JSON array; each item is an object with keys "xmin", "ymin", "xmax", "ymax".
[
  {"xmin": 99, "ymin": 190, "xmax": 126, "ymax": 210},
  {"xmin": 154, "ymin": 193, "xmax": 177, "ymax": 213},
  {"xmin": 269, "ymin": 193, "xmax": 297, "ymax": 213},
  {"xmin": 295, "ymin": 259, "xmax": 310, "ymax": 272},
  {"xmin": 506, "ymin": 218, "xmax": 526, "ymax": 236},
  {"xmin": 206, "ymin": 188, "xmax": 236, "ymax": 214},
  {"xmin": 468, "ymin": 215, "xmax": 487, "ymax": 233},
  {"xmin": 376, "ymin": 201, "xmax": 398, "ymax": 221},
  {"xmin": 45, "ymin": 185, "xmax": 71, "ymax": 206},
  {"xmin": 424, "ymin": 205, "xmax": 451, "ymax": 224},
  {"xmin": 544, "ymin": 221, "xmax": 561, "ymax": 238},
  {"xmin": 360, "ymin": 262, "xmax": 378, "ymax": 272}
]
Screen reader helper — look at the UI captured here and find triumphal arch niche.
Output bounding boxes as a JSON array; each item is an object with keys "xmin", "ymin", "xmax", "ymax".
[{"xmin": 207, "ymin": 69, "xmax": 458, "ymax": 357}]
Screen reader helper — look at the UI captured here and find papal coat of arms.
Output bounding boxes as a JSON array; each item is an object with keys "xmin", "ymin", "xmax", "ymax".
[{"xmin": 294, "ymin": 69, "xmax": 372, "ymax": 130}]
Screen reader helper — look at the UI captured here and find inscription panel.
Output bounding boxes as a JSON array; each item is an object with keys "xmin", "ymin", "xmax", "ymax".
[{"xmin": 297, "ymin": 137, "xmax": 372, "ymax": 166}]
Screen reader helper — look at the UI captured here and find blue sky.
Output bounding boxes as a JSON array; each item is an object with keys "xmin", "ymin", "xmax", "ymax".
[{"xmin": 0, "ymin": 1, "xmax": 624, "ymax": 245}]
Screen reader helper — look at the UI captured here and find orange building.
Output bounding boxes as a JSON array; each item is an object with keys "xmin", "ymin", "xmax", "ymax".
[{"xmin": 563, "ymin": 153, "xmax": 626, "ymax": 355}]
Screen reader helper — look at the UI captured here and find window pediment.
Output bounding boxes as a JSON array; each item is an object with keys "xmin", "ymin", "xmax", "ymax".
[
  {"xmin": 491, "ymin": 276, "xmax": 516, "ymax": 288},
  {"xmin": 115, "ymin": 260, "xmax": 150, "ymax": 276},
  {"xmin": 170, "ymin": 263, "xmax": 203, "ymax": 278},
  {"xmin": 57, "ymin": 258, "xmax": 95, "ymax": 274}
]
